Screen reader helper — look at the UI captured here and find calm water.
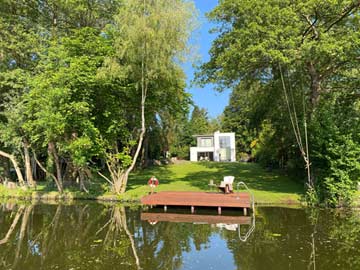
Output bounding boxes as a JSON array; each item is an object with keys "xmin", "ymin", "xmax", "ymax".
[{"xmin": 0, "ymin": 202, "xmax": 360, "ymax": 270}]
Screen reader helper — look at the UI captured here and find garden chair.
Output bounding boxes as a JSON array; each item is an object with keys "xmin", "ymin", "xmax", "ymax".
[{"xmin": 218, "ymin": 176, "xmax": 234, "ymax": 194}]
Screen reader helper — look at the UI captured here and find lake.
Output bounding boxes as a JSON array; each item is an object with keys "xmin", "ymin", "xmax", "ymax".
[{"xmin": 0, "ymin": 202, "xmax": 359, "ymax": 270}]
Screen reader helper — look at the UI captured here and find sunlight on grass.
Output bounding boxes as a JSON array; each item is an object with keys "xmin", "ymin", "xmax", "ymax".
[
  {"xmin": 0, "ymin": 162, "xmax": 305, "ymax": 204},
  {"xmin": 127, "ymin": 161, "xmax": 304, "ymax": 204}
]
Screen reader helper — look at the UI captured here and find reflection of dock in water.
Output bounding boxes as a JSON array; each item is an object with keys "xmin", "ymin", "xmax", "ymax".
[
  {"xmin": 141, "ymin": 191, "xmax": 252, "ymax": 215},
  {"xmin": 141, "ymin": 212, "xmax": 251, "ymax": 225},
  {"xmin": 141, "ymin": 211, "xmax": 256, "ymax": 242}
]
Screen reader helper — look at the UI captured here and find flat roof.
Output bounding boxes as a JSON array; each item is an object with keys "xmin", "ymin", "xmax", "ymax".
[
  {"xmin": 192, "ymin": 134, "xmax": 214, "ymax": 137},
  {"xmin": 192, "ymin": 132, "xmax": 235, "ymax": 137}
]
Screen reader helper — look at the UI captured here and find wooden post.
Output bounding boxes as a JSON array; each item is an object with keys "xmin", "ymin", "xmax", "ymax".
[
  {"xmin": 164, "ymin": 205, "xmax": 167, "ymax": 212},
  {"xmin": 243, "ymin": 207, "xmax": 247, "ymax": 216},
  {"xmin": 218, "ymin": 206, "xmax": 221, "ymax": 215},
  {"xmin": 191, "ymin": 206, "xmax": 195, "ymax": 214}
]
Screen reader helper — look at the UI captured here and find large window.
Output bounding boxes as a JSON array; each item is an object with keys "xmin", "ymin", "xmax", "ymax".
[
  {"xmin": 219, "ymin": 136, "xmax": 230, "ymax": 148},
  {"xmin": 198, "ymin": 137, "xmax": 213, "ymax": 147},
  {"xmin": 197, "ymin": 152, "xmax": 214, "ymax": 161}
]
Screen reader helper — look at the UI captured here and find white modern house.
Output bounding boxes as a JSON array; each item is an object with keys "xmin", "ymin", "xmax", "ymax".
[{"xmin": 190, "ymin": 131, "xmax": 236, "ymax": 162}]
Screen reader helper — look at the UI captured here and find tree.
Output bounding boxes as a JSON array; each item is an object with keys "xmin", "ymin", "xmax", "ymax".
[
  {"xmin": 188, "ymin": 106, "xmax": 212, "ymax": 137},
  {"xmin": 22, "ymin": 28, "xmax": 111, "ymax": 193},
  {"xmin": 99, "ymin": 0, "xmax": 195, "ymax": 193},
  {"xmin": 198, "ymin": 0, "xmax": 360, "ymax": 205}
]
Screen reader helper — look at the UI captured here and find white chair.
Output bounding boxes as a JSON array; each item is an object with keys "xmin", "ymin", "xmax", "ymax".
[
  {"xmin": 223, "ymin": 176, "xmax": 235, "ymax": 185},
  {"xmin": 219, "ymin": 176, "xmax": 235, "ymax": 193}
]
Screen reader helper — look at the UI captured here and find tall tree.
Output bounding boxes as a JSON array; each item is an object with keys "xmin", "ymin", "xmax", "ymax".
[
  {"xmin": 100, "ymin": 0, "xmax": 195, "ymax": 193},
  {"xmin": 198, "ymin": 0, "xmax": 360, "ymax": 205}
]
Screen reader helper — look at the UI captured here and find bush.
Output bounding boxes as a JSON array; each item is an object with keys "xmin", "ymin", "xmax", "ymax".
[
  {"xmin": 317, "ymin": 136, "xmax": 360, "ymax": 206},
  {"xmin": 310, "ymin": 91, "xmax": 360, "ymax": 207}
]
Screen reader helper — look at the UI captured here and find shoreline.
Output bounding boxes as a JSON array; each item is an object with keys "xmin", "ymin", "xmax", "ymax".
[
  {"xmin": 0, "ymin": 190, "xmax": 303, "ymax": 206},
  {"xmin": 2, "ymin": 191, "xmax": 359, "ymax": 208},
  {"xmin": 0, "ymin": 163, "xmax": 306, "ymax": 206}
]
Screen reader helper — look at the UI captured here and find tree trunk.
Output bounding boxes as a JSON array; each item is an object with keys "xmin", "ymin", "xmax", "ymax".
[
  {"xmin": 142, "ymin": 133, "xmax": 150, "ymax": 168},
  {"xmin": 119, "ymin": 90, "xmax": 147, "ymax": 194},
  {"xmin": 33, "ymin": 153, "xmax": 62, "ymax": 193},
  {"xmin": 79, "ymin": 169, "xmax": 89, "ymax": 193},
  {"xmin": 23, "ymin": 139, "xmax": 35, "ymax": 187},
  {"xmin": 307, "ymin": 61, "xmax": 322, "ymax": 108},
  {"xmin": 47, "ymin": 142, "xmax": 63, "ymax": 193},
  {"xmin": 0, "ymin": 150, "xmax": 26, "ymax": 186},
  {"xmin": 118, "ymin": 171, "xmax": 129, "ymax": 194},
  {"xmin": 0, "ymin": 157, "xmax": 11, "ymax": 181},
  {"xmin": 109, "ymin": 12, "xmax": 148, "ymax": 194}
]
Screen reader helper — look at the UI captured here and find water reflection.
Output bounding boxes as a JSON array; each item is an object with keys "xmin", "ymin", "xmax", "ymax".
[
  {"xmin": 140, "ymin": 210, "xmax": 256, "ymax": 242},
  {"xmin": 0, "ymin": 203, "xmax": 360, "ymax": 270}
]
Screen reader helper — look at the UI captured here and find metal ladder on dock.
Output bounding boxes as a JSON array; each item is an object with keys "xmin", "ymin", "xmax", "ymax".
[
  {"xmin": 236, "ymin": 181, "xmax": 255, "ymax": 212},
  {"xmin": 236, "ymin": 181, "xmax": 256, "ymax": 242}
]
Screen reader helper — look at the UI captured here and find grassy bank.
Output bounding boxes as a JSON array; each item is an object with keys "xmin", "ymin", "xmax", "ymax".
[
  {"xmin": 0, "ymin": 162, "xmax": 305, "ymax": 204},
  {"xmin": 126, "ymin": 161, "xmax": 304, "ymax": 204}
]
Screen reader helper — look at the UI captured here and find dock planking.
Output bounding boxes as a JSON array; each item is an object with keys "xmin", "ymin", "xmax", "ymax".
[
  {"xmin": 141, "ymin": 191, "xmax": 251, "ymax": 214},
  {"xmin": 141, "ymin": 212, "xmax": 251, "ymax": 225}
]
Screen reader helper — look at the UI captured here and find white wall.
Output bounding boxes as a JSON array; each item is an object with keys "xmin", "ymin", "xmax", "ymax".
[
  {"xmin": 230, "ymin": 133, "xmax": 236, "ymax": 162},
  {"xmin": 190, "ymin": 131, "xmax": 236, "ymax": 162},
  {"xmin": 213, "ymin": 131, "xmax": 220, "ymax": 161},
  {"xmin": 190, "ymin": 147, "xmax": 197, "ymax": 161},
  {"xmin": 214, "ymin": 131, "xmax": 236, "ymax": 162}
]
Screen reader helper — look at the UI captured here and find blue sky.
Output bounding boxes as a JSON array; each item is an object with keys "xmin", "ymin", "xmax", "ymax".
[{"xmin": 183, "ymin": 0, "xmax": 231, "ymax": 119}]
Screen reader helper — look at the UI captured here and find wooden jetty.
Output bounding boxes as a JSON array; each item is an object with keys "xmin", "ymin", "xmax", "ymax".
[
  {"xmin": 141, "ymin": 191, "xmax": 252, "ymax": 215},
  {"xmin": 141, "ymin": 212, "xmax": 251, "ymax": 225}
]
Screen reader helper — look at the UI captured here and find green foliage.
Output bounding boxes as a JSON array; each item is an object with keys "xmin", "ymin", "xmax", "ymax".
[
  {"xmin": 21, "ymin": 28, "xmax": 111, "ymax": 169},
  {"xmin": 99, "ymin": 0, "xmax": 195, "ymax": 170},
  {"xmin": 251, "ymin": 121, "xmax": 277, "ymax": 166},
  {"xmin": 188, "ymin": 106, "xmax": 212, "ymax": 136},
  {"xmin": 169, "ymin": 105, "xmax": 219, "ymax": 159},
  {"xmin": 198, "ymin": 0, "xmax": 360, "ymax": 206},
  {"xmin": 310, "ymin": 90, "xmax": 360, "ymax": 206}
]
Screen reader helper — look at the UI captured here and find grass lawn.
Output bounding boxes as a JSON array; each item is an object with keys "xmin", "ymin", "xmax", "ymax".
[
  {"xmin": 125, "ymin": 161, "xmax": 305, "ymax": 204},
  {"xmin": 0, "ymin": 161, "xmax": 305, "ymax": 204},
  {"xmin": 355, "ymin": 191, "xmax": 360, "ymax": 206}
]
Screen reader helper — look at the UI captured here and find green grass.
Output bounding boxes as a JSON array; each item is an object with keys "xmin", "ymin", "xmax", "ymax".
[
  {"xmin": 354, "ymin": 191, "xmax": 360, "ymax": 206},
  {"xmin": 124, "ymin": 161, "xmax": 305, "ymax": 204},
  {"xmin": 0, "ymin": 161, "xmax": 305, "ymax": 204}
]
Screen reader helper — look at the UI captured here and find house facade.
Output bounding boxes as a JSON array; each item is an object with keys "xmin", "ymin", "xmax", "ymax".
[{"xmin": 190, "ymin": 131, "xmax": 236, "ymax": 162}]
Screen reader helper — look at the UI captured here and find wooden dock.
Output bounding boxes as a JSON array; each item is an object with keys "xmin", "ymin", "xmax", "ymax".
[
  {"xmin": 141, "ymin": 191, "xmax": 252, "ymax": 215},
  {"xmin": 141, "ymin": 212, "xmax": 251, "ymax": 224}
]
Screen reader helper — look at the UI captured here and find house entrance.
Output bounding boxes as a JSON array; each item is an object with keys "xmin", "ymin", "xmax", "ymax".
[{"xmin": 197, "ymin": 152, "xmax": 214, "ymax": 161}]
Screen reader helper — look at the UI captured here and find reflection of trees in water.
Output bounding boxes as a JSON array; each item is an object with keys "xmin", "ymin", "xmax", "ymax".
[
  {"xmin": 306, "ymin": 208, "xmax": 318, "ymax": 270},
  {"xmin": 0, "ymin": 203, "xmax": 140, "ymax": 270},
  {"xmin": 0, "ymin": 204, "xmax": 35, "ymax": 269},
  {"xmin": 97, "ymin": 206, "xmax": 140, "ymax": 269},
  {"xmin": 223, "ymin": 207, "xmax": 360, "ymax": 270},
  {"xmin": 0, "ymin": 203, "xmax": 204, "ymax": 270},
  {"xmin": 191, "ymin": 224, "xmax": 212, "ymax": 250},
  {"xmin": 314, "ymin": 209, "xmax": 360, "ymax": 270},
  {"xmin": 2, "ymin": 204, "xmax": 360, "ymax": 270},
  {"xmin": 137, "ymin": 215, "xmax": 191, "ymax": 269},
  {"xmin": 0, "ymin": 205, "xmax": 26, "ymax": 245},
  {"xmin": 224, "ymin": 208, "xmax": 315, "ymax": 270}
]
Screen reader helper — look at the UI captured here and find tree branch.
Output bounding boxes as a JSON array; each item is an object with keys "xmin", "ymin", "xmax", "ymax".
[
  {"xmin": 0, "ymin": 150, "xmax": 25, "ymax": 186},
  {"xmin": 33, "ymin": 153, "xmax": 58, "ymax": 185},
  {"xmin": 97, "ymin": 171, "xmax": 114, "ymax": 186},
  {"xmin": 303, "ymin": 14, "xmax": 319, "ymax": 40},
  {"xmin": 301, "ymin": 15, "xmax": 318, "ymax": 43},
  {"xmin": 325, "ymin": 1, "xmax": 360, "ymax": 33}
]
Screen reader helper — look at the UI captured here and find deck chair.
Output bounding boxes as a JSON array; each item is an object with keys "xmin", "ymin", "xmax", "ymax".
[{"xmin": 218, "ymin": 176, "xmax": 235, "ymax": 194}]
